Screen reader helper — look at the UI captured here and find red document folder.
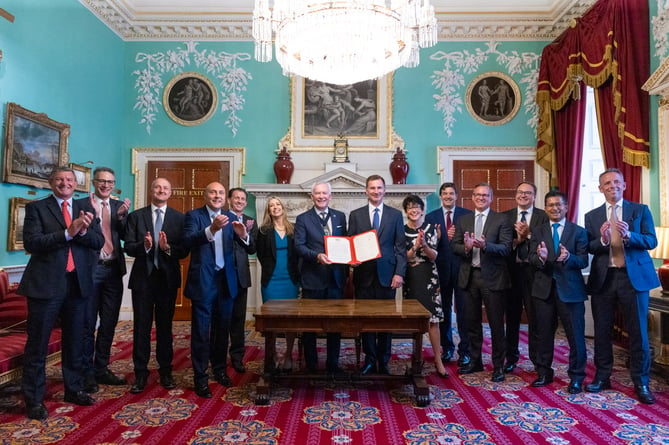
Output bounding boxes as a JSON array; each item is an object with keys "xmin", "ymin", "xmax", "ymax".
[{"xmin": 324, "ymin": 229, "xmax": 382, "ymax": 264}]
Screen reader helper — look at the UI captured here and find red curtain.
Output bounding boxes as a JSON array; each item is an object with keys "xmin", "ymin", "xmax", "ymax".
[{"xmin": 535, "ymin": 0, "xmax": 649, "ymax": 203}]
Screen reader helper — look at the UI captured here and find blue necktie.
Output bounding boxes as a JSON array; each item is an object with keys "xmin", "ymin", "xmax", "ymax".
[
  {"xmin": 154, "ymin": 208, "xmax": 163, "ymax": 269},
  {"xmin": 552, "ymin": 223, "xmax": 560, "ymax": 255},
  {"xmin": 212, "ymin": 214, "xmax": 225, "ymax": 269},
  {"xmin": 372, "ymin": 208, "xmax": 380, "ymax": 230},
  {"xmin": 520, "ymin": 211, "xmax": 527, "ymax": 223}
]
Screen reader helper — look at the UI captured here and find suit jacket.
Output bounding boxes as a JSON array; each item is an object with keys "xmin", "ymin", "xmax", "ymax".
[
  {"xmin": 232, "ymin": 213, "xmax": 257, "ymax": 289},
  {"xmin": 183, "ymin": 206, "xmax": 241, "ymax": 300},
  {"xmin": 503, "ymin": 207, "xmax": 549, "ymax": 262},
  {"xmin": 425, "ymin": 206, "xmax": 472, "ymax": 278},
  {"xmin": 105, "ymin": 198, "xmax": 128, "ymax": 275},
  {"xmin": 18, "ymin": 195, "xmax": 104, "ymax": 299},
  {"xmin": 585, "ymin": 200, "xmax": 659, "ymax": 293},
  {"xmin": 529, "ymin": 221, "xmax": 589, "ymax": 302},
  {"xmin": 452, "ymin": 209, "xmax": 513, "ymax": 291},
  {"xmin": 256, "ymin": 226, "xmax": 299, "ymax": 288},
  {"xmin": 294, "ymin": 207, "xmax": 348, "ymax": 290},
  {"xmin": 124, "ymin": 205, "xmax": 188, "ymax": 290},
  {"xmin": 348, "ymin": 204, "xmax": 407, "ymax": 288}
]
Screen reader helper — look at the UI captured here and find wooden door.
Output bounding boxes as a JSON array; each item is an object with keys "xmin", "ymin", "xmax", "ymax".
[
  {"xmin": 146, "ymin": 160, "xmax": 230, "ymax": 321},
  {"xmin": 453, "ymin": 160, "xmax": 535, "ymax": 212}
]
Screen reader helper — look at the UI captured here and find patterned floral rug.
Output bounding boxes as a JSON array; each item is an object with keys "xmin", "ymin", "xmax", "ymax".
[{"xmin": 0, "ymin": 321, "xmax": 668, "ymax": 444}]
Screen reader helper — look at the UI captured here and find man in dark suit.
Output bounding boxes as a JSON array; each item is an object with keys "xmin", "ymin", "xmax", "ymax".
[
  {"xmin": 183, "ymin": 182, "xmax": 250, "ymax": 398},
  {"xmin": 82, "ymin": 167, "xmax": 131, "ymax": 393},
  {"xmin": 528, "ymin": 191, "xmax": 588, "ymax": 394},
  {"xmin": 452, "ymin": 182, "xmax": 513, "ymax": 382},
  {"xmin": 124, "ymin": 177, "xmax": 188, "ymax": 394},
  {"xmin": 502, "ymin": 182, "xmax": 548, "ymax": 373},
  {"xmin": 19, "ymin": 166, "xmax": 104, "ymax": 420},
  {"xmin": 295, "ymin": 181, "xmax": 348, "ymax": 374},
  {"xmin": 584, "ymin": 168, "xmax": 659, "ymax": 404},
  {"xmin": 425, "ymin": 182, "xmax": 472, "ymax": 367},
  {"xmin": 348, "ymin": 174, "xmax": 406, "ymax": 375},
  {"xmin": 210, "ymin": 187, "xmax": 257, "ymax": 375}
]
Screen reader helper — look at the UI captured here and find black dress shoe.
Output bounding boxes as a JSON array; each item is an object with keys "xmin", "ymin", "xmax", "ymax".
[
  {"xmin": 214, "ymin": 373, "xmax": 232, "ymax": 387},
  {"xmin": 96, "ymin": 369, "xmax": 127, "ymax": 386},
  {"xmin": 567, "ymin": 381, "xmax": 583, "ymax": 394},
  {"xmin": 491, "ymin": 368, "xmax": 505, "ymax": 382},
  {"xmin": 84, "ymin": 376, "xmax": 99, "ymax": 394},
  {"xmin": 160, "ymin": 374, "xmax": 177, "ymax": 390},
  {"xmin": 585, "ymin": 379, "xmax": 611, "ymax": 393},
  {"xmin": 441, "ymin": 350, "xmax": 454, "ymax": 362},
  {"xmin": 634, "ymin": 385, "xmax": 655, "ymax": 404},
  {"xmin": 232, "ymin": 362, "xmax": 246, "ymax": 373},
  {"xmin": 457, "ymin": 354, "xmax": 471, "ymax": 367},
  {"xmin": 378, "ymin": 365, "xmax": 390, "ymax": 375},
  {"xmin": 130, "ymin": 376, "xmax": 147, "ymax": 394},
  {"xmin": 360, "ymin": 363, "xmax": 377, "ymax": 375},
  {"xmin": 457, "ymin": 363, "xmax": 484, "ymax": 374},
  {"xmin": 64, "ymin": 391, "xmax": 95, "ymax": 406},
  {"xmin": 531, "ymin": 374, "xmax": 554, "ymax": 387},
  {"xmin": 195, "ymin": 384, "xmax": 212, "ymax": 398},
  {"xmin": 503, "ymin": 362, "xmax": 516, "ymax": 373},
  {"xmin": 26, "ymin": 403, "xmax": 48, "ymax": 420}
]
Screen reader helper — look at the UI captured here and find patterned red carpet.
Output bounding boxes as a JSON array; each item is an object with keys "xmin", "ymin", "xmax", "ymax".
[{"xmin": 1, "ymin": 321, "xmax": 668, "ymax": 444}]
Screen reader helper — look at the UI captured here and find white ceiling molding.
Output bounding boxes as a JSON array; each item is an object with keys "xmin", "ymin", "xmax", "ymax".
[{"xmin": 79, "ymin": 0, "xmax": 597, "ymax": 42}]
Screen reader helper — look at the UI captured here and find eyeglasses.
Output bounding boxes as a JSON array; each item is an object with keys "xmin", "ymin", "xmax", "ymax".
[
  {"xmin": 516, "ymin": 190, "xmax": 534, "ymax": 196},
  {"xmin": 406, "ymin": 205, "xmax": 422, "ymax": 210},
  {"xmin": 94, "ymin": 179, "xmax": 115, "ymax": 185},
  {"xmin": 472, "ymin": 193, "xmax": 490, "ymax": 198}
]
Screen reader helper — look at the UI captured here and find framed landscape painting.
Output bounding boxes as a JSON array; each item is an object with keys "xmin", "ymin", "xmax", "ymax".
[
  {"xmin": 3, "ymin": 103, "xmax": 70, "ymax": 189},
  {"xmin": 7, "ymin": 197, "xmax": 32, "ymax": 251}
]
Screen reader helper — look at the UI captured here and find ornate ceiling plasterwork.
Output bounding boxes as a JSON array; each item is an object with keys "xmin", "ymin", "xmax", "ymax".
[{"xmin": 79, "ymin": 0, "xmax": 597, "ymax": 42}]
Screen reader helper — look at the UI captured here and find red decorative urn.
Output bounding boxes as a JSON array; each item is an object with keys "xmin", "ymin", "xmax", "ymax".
[
  {"xmin": 389, "ymin": 147, "xmax": 409, "ymax": 184},
  {"xmin": 274, "ymin": 146, "xmax": 294, "ymax": 184}
]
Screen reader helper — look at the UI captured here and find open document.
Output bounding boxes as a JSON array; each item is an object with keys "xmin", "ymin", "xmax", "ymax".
[{"xmin": 324, "ymin": 229, "xmax": 381, "ymax": 264}]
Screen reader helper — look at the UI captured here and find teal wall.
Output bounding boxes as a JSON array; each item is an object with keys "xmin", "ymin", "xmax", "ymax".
[{"xmin": 0, "ymin": 0, "xmax": 662, "ymax": 268}]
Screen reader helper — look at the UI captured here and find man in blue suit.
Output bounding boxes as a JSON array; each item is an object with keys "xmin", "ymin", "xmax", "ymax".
[
  {"xmin": 425, "ymin": 182, "xmax": 472, "ymax": 366},
  {"xmin": 19, "ymin": 167, "xmax": 103, "ymax": 419},
  {"xmin": 183, "ymin": 182, "xmax": 250, "ymax": 398},
  {"xmin": 584, "ymin": 168, "xmax": 659, "ymax": 404},
  {"xmin": 295, "ymin": 181, "xmax": 348, "ymax": 374},
  {"xmin": 348, "ymin": 175, "xmax": 407, "ymax": 375},
  {"xmin": 528, "ymin": 191, "xmax": 588, "ymax": 394}
]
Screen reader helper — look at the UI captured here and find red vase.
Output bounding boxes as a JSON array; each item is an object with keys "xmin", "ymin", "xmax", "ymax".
[
  {"xmin": 274, "ymin": 147, "xmax": 294, "ymax": 184},
  {"xmin": 389, "ymin": 147, "xmax": 409, "ymax": 184}
]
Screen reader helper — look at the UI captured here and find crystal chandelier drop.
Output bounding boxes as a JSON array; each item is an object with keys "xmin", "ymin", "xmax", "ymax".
[{"xmin": 253, "ymin": 0, "xmax": 438, "ymax": 85}]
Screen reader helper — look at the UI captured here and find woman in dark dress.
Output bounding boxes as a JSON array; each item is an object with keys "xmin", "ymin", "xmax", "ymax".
[{"xmin": 403, "ymin": 195, "xmax": 448, "ymax": 378}]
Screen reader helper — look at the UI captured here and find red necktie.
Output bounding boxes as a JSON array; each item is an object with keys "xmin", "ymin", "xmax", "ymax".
[
  {"xmin": 61, "ymin": 201, "xmax": 75, "ymax": 272},
  {"xmin": 446, "ymin": 210, "xmax": 452, "ymax": 230}
]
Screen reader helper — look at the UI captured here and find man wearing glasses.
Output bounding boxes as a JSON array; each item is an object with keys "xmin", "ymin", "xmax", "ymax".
[
  {"xmin": 452, "ymin": 183, "xmax": 513, "ymax": 382},
  {"xmin": 502, "ymin": 182, "xmax": 548, "ymax": 374}
]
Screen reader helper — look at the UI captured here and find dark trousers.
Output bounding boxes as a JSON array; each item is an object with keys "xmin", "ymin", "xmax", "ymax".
[
  {"xmin": 83, "ymin": 261, "xmax": 124, "ymax": 378},
  {"xmin": 504, "ymin": 262, "xmax": 537, "ymax": 366},
  {"xmin": 533, "ymin": 288, "xmax": 586, "ymax": 381},
  {"xmin": 462, "ymin": 269, "xmax": 506, "ymax": 369},
  {"xmin": 302, "ymin": 287, "xmax": 343, "ymax": 372},
  {"xmin": 131, "ymin": 269, "xmax": 177, "ymax": 379},
  {"xmin": 209, "ymin": 283, "xmax": 246, "ymax": 374},
  {"xmin": 356, "ymin": 277, "xmax": 395, "ymax": 368},
  {"xmin": 438, "ymin": 271, "xmax": 470, "ymax": 357},
  {"xmin": 591, "ymin": 268, "xmax": 651, "ymax": 386},
  {"xmin": 23, "ymin": 272, "xmax": 86, "ymax": 404}
]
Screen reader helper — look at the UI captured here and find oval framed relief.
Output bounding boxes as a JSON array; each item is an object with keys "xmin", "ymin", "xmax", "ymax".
[
  {"xmin": 465, "ymin": 71, "xmax": 521, "ymax": 126},
  {"xmin": 163, "ymin": 72, "xmax": 218, "ymax": 126}
]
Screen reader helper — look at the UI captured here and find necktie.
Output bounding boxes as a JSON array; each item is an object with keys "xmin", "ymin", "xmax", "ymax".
[
  {"xmin": 373, "ymin": 208, "xmax": 380, "ymax": 230},
  {"xmin": 62, "ymin": 201, "xmax": 75, "ymax": 272},
  {"xmin": 610, "ymin": 204, "xmax": 625, "ymax": 267},
  {"xmin": 446, "ymin": 210, "xmax": 452, "ymax": 230},
  {"xmin": 154, "ymin": 208, "xmax": 163, "ymax": 269},
  {"xmin": 473, "ymin": 213, "xmax": 483, "ymax": 267},
  {"xmin": 552, "ymin": 223, "xmax": 560, "ymax": 255},
  {"xmin": 212, "ymin": 214, "xmax": 225, "ymax": 269},
  {"xmin": 320, "ymin": 211, "xmax": 330, "ymax": 236},
  {"xmin": 101, "ymin": 201, "xmax": 114, "ymax": 256},
  {"xmin": 520, "ymin": 211, "xmax": 527, "ymax": 223}
]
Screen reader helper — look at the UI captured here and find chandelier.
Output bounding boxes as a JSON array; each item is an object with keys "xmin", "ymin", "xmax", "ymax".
[{"xmin": 252, "ymin": 0, "xmax": 438, "ymax": 85}]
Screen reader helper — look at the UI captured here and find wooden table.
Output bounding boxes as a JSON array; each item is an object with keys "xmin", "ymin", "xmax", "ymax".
[{"xmin": 253, "ymin": 298, "xmax": 432, "ymax": 406}]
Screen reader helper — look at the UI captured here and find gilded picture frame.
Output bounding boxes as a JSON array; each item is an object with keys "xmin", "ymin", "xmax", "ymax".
[
  {"xmin": 3, "ymin": 102, "xmax": 70, "ymax": 189},
  {"xmin": 7, "ymin": 197, "xmax": 32, "ymax": 251},
  {"xmin": 288, "ymin": 75, "xmax": 393, "ymax": 151},
  {"xmin": 68, "ymin": 162, "xmax": 91, "ymax": 193},
  {"xmin": 163, "ymin": 72, "xmax": 218, "ymax": 126},
  {"xmin": 465, "ymin": 72, "xmax": 521, "ymax": 126}
]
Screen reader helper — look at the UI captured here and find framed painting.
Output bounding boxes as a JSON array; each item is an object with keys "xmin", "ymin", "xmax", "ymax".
[
  {"xmin": 163, "ymin": 72, "xmax": 218, "ymax": 126},
  {"xmin": 69, "ymin": 162, "xmax": 91, "ymax": 193},
  {"xmin": 465, "ymin": 72, "xmax": 521, "ymax": 126},
  {"xmin": 7, "ymin": 197, "xmax": 32, "ymax": 251},
  {"xmin": 3, "ymin": 102, "xmax": 70, "ymax": 189},
  {"xmin": 288, "ymin": 75, "xmax": 393, "ymax": 151}
]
